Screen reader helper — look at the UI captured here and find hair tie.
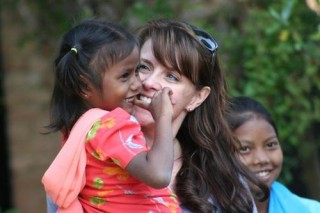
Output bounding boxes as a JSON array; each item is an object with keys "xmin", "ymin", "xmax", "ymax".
[{"xmin": 70, "ymin": 47, "xmax": 78, "ymax": 54}]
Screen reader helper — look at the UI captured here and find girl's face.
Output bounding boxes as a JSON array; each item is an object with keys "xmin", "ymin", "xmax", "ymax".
[
  {"xmin": 134, "ymin": 39, "xmax": 200, "ymax": 129},
  {"xmin": 88, "ymin": 46, "xmax": 141, "ymax": 114},
  {"xmin": 233, "ymin": 118, "xmax": 283, "ymax": 188}
]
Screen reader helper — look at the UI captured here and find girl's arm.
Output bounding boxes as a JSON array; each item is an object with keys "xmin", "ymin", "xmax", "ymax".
[{"xmin": 126, "ymin": 87, "xmax": 173, "ymax": 189}]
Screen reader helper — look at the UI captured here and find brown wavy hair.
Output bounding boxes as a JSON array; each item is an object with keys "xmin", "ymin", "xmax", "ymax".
[{"xmin": 137, "ymin": 19, "xmax": 268, "ymax": 213}]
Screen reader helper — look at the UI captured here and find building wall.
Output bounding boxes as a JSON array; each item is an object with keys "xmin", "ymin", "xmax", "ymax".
[{"xmin": 2, "ymin": 9, "xmax": 60, "ymax": 213}]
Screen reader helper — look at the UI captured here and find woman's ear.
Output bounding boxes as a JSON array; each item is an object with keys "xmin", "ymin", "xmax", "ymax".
[{"xmin": 186, "ymin": 86, "xmax": 211, "ymax": 112}]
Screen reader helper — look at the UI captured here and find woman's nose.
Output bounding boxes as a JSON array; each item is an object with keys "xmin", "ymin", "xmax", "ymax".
[{"xmin": 141, "ymin": 72, "xmax": 162, "ymax": 91}]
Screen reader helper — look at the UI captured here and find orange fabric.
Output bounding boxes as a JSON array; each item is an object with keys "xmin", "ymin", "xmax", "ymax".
[{"xmin": 42, "ymin": 108, "xmax": 107, "ymax": 212}]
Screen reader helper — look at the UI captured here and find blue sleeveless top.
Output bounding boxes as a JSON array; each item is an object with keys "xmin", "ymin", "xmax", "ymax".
[{"xmin": 269, "ymin": 181, "xmax": 320, "ymax": 213}]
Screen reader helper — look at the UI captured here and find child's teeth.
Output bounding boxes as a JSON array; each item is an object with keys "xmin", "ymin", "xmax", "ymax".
[{"xmin": 256, "ymin": 171, "xmax": 269, "ymax": 177}]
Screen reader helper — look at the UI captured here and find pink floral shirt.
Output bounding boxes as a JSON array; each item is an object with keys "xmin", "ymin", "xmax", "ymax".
[{"xmin": 78, "ymin": 107, "xmax": 181, "ymax": 213}]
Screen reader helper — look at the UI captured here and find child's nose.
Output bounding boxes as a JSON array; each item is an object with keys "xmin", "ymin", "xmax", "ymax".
[
  {"xmin": 253, "ymin": 149, "xmax": 270, "ymax": 165},
  {"xmin": 130, "ymin": 75, "xmax": 142, "ymax": 91}
]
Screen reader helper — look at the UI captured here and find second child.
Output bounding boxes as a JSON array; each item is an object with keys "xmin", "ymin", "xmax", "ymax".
[{"xmin": 226, "ymin": 96, "xmax": 320, "ymax": 213}]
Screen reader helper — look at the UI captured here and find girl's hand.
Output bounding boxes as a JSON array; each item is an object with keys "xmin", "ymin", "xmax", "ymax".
[
  {"xmin": 134, "ymin": 87, "xmax": 173, "ymax": 121},
  {"xmin": 149, "ymin": 87, "xmax": 173, "ymax": 121}
]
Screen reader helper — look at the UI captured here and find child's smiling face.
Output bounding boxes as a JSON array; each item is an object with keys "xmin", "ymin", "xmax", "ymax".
[
  {"xmin": 233, "ymin": 117, "xmax": 283, "ymax": 188},
  {"xmin": 87, "ymin": 46, "xmax": 141, "ymax": 114}
]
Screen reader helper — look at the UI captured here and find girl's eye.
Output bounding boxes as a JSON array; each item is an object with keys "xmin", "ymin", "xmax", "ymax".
[
  {"xmin": 120, "ymin": 70, "xmax": 135, "ymax": 81},
  {"xmin": 239, "ymin": 146, "xmax": 251, "ymax": 154},
  {"xmin": 120, "ymin": 72, "xmax": 130, "ymax": 79},
  {"xmin": 266, "ymin": 141, "xmax": 279, "ymax": 149}
]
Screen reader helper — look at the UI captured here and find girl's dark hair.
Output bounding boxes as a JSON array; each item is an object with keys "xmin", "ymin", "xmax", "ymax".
[
  {"xmin": 226, "ymin": 96, "xmax": 279, "ymax": 137},
  {"xmin": 47, "ymin": 19, "xmax": 138, "ymax": 136},
  {"xmin": 137, "ymin": 19, "xmax": 268, "ymax": 213}
]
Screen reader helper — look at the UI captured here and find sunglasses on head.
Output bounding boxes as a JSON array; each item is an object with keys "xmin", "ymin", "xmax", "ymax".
[{"xmin": 191, "ymin": 26, "xmax": 219, "ymax": 55}]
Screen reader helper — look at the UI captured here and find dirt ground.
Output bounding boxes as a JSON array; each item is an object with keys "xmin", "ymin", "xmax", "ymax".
[{"xmin": 2, "ymin": 11, "xmax": 61, "ymax": 213}]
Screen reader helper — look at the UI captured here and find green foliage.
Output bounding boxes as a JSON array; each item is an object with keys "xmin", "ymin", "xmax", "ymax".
[
  {"xmin": 121, "ymin": 0, "xmax": 176, "ymax": 26},
  {"xmin": 4, "ymin": 1, "xmax": 93, "ymax": 52}
]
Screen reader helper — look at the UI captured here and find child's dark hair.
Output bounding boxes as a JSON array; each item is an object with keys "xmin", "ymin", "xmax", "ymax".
[
  {"xmin": 47, "ymin": 19, "xmax": 139, "ymax": 136},
  {"xmin": 226, "ymin": 96, "xmax": 279, "ymax": 137}
]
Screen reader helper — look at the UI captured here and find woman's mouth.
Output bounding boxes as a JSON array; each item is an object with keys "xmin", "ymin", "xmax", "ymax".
[{"xmin": 139, "ymin": 95, "xmax": 151, "ymax": 104}]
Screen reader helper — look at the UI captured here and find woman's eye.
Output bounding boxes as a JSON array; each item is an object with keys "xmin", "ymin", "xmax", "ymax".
[
  {"xmin": 136, "ymin": 64, "xmax": 149, "ymax": 73},
  {"xmin": 239, "ymin": 146, "xmax": 250, "ymax": 154},
  {"xmin": 167, "ymin": 73, "xmax": 179, "ymax": 82}
]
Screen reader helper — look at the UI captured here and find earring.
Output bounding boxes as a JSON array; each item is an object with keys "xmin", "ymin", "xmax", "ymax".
[{"xmin": 187, "ymin": 107, "xmax": 193, "ymax": 112}]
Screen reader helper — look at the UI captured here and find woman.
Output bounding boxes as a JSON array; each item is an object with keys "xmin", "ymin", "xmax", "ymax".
[
  {"xmin": 226, "ymin": 96, "xmax": 320, "ymax": 213},
  {"xmin": 133, "ymin": 19, "xmax": 267, "ymax": 213}
]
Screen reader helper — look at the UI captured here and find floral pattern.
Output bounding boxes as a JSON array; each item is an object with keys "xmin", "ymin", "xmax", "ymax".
[{"xmin": 79, "ymin": 108, "xmax": 181, "ymax": 212}]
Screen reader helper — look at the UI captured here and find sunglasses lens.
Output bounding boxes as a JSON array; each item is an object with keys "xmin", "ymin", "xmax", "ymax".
[
  {"xmin": 199, "ymin": 37, "xmax": 217, "ymax": 53},
  {"xmin": 192, "ymin": 26, "xmax": 218, "ymax": 54}
]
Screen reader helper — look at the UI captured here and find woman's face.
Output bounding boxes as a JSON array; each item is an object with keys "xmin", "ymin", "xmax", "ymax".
[
  {"xmin": 134, "ymin": 39, "xmax": 199, "ymax": 130},
  {"xmin": 233, "ymin": 118, "xmax": 283, "ymax": 188}
]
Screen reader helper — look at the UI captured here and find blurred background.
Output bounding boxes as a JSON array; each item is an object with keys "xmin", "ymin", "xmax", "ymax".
[{"xmin": 0, "ymin": 0, "xmax": 319, "ymax": 212}]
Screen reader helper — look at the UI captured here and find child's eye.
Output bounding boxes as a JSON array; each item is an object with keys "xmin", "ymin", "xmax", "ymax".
[
  {"xmin": 266, "ymin": 141, "xmax": 279, "ymax": 149},
  {"xmin": 120, "ymin": 72, "xmax": 130, "ymax": 80},
  {"xmin": 239, "ymin": 146, "xmax": 251, "ymax": 154}
]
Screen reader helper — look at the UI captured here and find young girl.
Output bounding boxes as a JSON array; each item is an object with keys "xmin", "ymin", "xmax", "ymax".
[
  {"xmin": 42, "ymin": 19, "xmax": 180, "ymax": 212},
  {"xmin": 226, "ymin": 96, "xmax": 320, "ymax": 213}
]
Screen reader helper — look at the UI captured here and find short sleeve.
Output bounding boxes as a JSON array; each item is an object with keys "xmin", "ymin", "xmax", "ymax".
[{"xmin": 86, "ymin": 107, "xmax": 148, "ymax": 168}]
